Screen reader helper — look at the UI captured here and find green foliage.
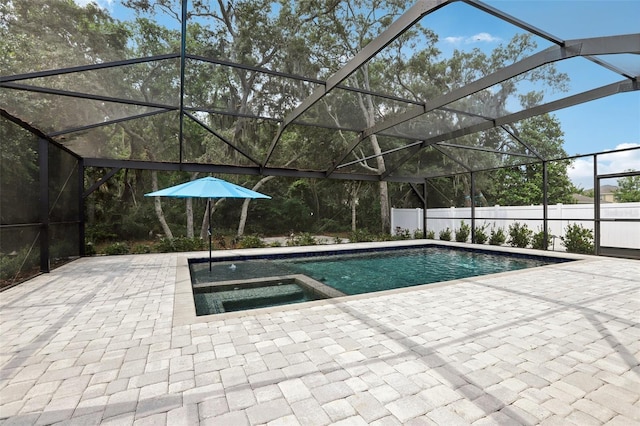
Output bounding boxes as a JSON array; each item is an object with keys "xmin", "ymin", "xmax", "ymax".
[
  {"xmin": 86, "ymin": 223, "xmax": 118, "ymax": 243},
  {"xmin": 561, "ymin": 224, "xmax": 595, "ymax": 254},
  {"xmin": 103, "ymin": 242, "xmax": 130, "ymax": 255},
  {"xmin": 286, "ymin": 233, "xmax": 318, "ymax": 246},
  {"xmin": 85, "ymin": 241, "xmax": 96, "ymax": 256},
  {"xmin": 333, "ymin": 236, "xmax": 343, "ymax": 244},
  {"xmin": 426, "ymin": 229, "xmax": 435, "ymax": 239},
  {"xmin": 349, "ymin": 229, "xmax": 376, "ymax": 243},
  {"xmin": 439, "ymin": 228, "xmax": 452, "ymax": 241},
  {"xmin": 156, "ymin": 237, "xmax": 205, "ymax": 253},
  {"xmin": 474, "ymin": 224, "xmax": 488, "ymax": 244},
  {"xmin": 238, "ymin": 235, "xmax": 265, "ymax": 249},
  {"xmin": 0, "ymin": 248, "xmax": 39, "ymax": 284},
  {"xmin": 614, "ymin": 173, "xmax": 640, "ymax": 202},
  {"xmin": 508, "ymin": 222, "xmax": 533, "ymax": 248},
  {"xmin": 531, "ymin": 228, "xmax": 550, "ymax": 250},
  {"xmin": 413, "ymin": 229, "xmax": 424, "ymax": 239},
  {"xmin": 393, "ymin": 227, "xmax": 412, "ymax": 240},
  {"xmin": 455, "ymin": 221, "xmax": 470, "ymax": 243},
  {"xmin": 132, "ymin": 244, "xmax": 151, "ymax": 254},
  {"xmin": 489, "ymin": 227, "xmax": 506, "ymax": 246}
]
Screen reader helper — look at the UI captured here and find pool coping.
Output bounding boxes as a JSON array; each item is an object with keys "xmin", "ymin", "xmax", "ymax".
[{"xmin": 173, "ymin": 240, "xmax": 595, "ymax": 326}]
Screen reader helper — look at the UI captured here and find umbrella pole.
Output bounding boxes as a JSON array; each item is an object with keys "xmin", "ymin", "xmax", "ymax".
[{"xmin": 208, "ymin": 198, "xmax": 212, "ymax": 272}]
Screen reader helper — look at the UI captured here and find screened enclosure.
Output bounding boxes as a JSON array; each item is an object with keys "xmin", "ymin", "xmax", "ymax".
[{"xmin": 1, "ymin": 0, "xmax": 639, "ymax": 287}]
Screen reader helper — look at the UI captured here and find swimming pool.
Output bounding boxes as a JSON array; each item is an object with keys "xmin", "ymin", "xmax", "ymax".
[{"xmin": 190, "ymin": 244, "xmax": 569, "ymax": 301}]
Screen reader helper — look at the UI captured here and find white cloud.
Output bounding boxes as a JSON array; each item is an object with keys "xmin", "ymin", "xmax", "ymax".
[
  {"xmin": 596, "ymin": 143, "xmax": 640, "ymax": 174},
  {"xmin": 444, "ymin": 36, "xmax": 465, "ymax": 44},
  {"xmin": 73, "ymin": 0, "xmax": 113, "ymax": 9},
  {"xmin": 443, "ymin": 32, "xmax": 501, "ymax": 45},
  {"xmin": 468, "ymin": 32, "xmax": 500, "ymax": 43},
  {"xmin": 568, "ymin": 143, "xmax": 640, "ymax": 188}
]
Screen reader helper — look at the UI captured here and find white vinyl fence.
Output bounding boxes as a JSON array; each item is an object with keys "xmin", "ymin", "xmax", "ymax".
[{"xmin": 391, "ymin": 203, "xmax": 640, "ymax": 250}]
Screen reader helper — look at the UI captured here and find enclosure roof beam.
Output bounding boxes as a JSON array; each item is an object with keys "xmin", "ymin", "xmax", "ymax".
[
  {"xmin": 435, "ymin": 142, "xmax": 538, "ymax": 158},
  {"xmin": 335, "ymin": 140, "xmax": 425, "ymax": 170},
  {"xmin": 81, "ymin": 158, "xmax": 425, "ymax": 184},
  {"xmin": 327, "ymin": 33, "xmax": 640, "ymax": 177},
  {"xmin": 381, "ymin": 79, "xmax": 638, "ymax": 175},
  {"xmin": 183, "ymin": 112, "xmax": 261, "ymax": 167},
  {"xmin": 0, "ymin": 108, "xmax": 79, "ymax": 159},
  {"xmin": 260, "ymin": 0, "xmax": 452, "ymax": 169},
  {"xmin": 83, "ymin": 167, "xmax": 121, "ymax": 198},
  {"xmin": 48, "ymin": 110, "xmax": 170, "ymax": 137},
  {"xmin": 462, "ymin": 0, "xmax": 564, "ymax": 46},
  {"xmin": 1, "ymin": 82, "xmax": 179, "ymax": 110},
  {"xmin": 433, "ymin": 145, "xmax": 473, "ymax": 172},
  {"xmin": 0, "ymin": 54, "xmax": 179, "ymax": 83},
  {"xmin": 499, "ymin": 125, "xmax": 545, "ymax": 161}
]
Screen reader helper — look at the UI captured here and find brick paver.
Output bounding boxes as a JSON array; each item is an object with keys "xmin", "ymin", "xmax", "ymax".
[{"xmin": 1, "ymin": 243, "xmax": 639, "ymax": 424}]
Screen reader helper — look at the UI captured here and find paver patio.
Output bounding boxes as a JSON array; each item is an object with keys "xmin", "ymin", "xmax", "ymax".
[{"xmin": 1, "ymin": 242, "xmax": 638, "ymax": 425}]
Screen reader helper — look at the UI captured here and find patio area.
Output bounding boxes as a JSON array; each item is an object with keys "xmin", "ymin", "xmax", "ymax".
[{"xmin": 1, "ymin": 243, "xmax": 639, "ymax": 425}]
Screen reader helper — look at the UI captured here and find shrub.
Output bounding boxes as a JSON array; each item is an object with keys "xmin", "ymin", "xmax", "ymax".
[
  {"xmin": 531, "ymin": 228, "xmax": 550, "ymax": 250},
  {"xmin": 238, "ymin": 235, "xmax": 265, "ymax": 249},
  {"xmin": 376, "ymin": 233, "xmax": 394, "ymax": 241},
  {"xmin": 508, "ymin": 222, "xmax": 532, "ymax": 248},
  {"xmin": 349, "ymin": 229, "xmax": 375, "ymax": 243},
  {"xmin": 287, "ymin": 233, "xmax": 318, "ymax": 246},
  {"xmin": 0, "ymin": 248, "xmax": 39, "ymax": 283},
  {"xmin": 394, "ymin": 227, "xmax": 411, "ymax": 240},
  {"xmin": 439, "ymin": 228, "xmax": 452, "ymax": 241},
  {"xmin": 103, "ymin": 242, "xmax": 129, "ymax": 255},
  {"xmin": 426, "ymin": 229, "xmax": 435, "ymax": 239},
  {"xmin": 84, "ymin": 241, "xmax": 96, "ymax": 256},
  {"xmin": 455, "ymin": 221, "xmax": 470, "ymax": 243},
  {"xmin": 333, "ymin": 236, "xmax": 343, "ymax": 244},
  {"xmin": 157, "ymin": 237, "xmax": 205, "ymax": 253},
  {"xmin": 474, "ymin": 224, "xmax": 488, "ymax": 244},
  {"xmin": 489, "ymin": 227, "xmax": 506, "ymax": 246},
  {"xmin": 412, "ymin": 229, "xmax": 424, "ymax": 239},
  {"xmin": 132, "ymin": 244, "xmax": 151, "ymax": 254},
  {"xmin": 561, "ymin": 223, "xmax": 595, "ymax": 254}
]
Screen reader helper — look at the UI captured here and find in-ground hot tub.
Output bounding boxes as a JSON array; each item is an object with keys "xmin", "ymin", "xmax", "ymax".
[{"xmin": 192, "ymin": 274, "xmax": 345, "ymax": 315}]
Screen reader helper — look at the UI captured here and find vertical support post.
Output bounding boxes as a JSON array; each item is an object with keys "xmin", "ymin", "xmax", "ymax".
[
  {"xmin": 593, "ymin": 155, "xmax": 600, "ymax": 255},
  {"xmin": 470, "ymin": 171, "xmax": 476, "ymax": 244},
  {"xmin": 208, "ymin": 198, "xmax": 212, "ymax": 272},
  {"xmin": 423, "ymin": 179, "xmax": 428, "ymax": 239},
  {"xmin": 79, "ymin": 159, "xmax": 85, "ymax": 256},
  {"xmin": 178, "ymin": 0, "xmax": 188, "ymax": 165},
  {"xmin": 542, "ymin": 161, "xmax": 549, "ymax": 250},
  {"xmin": 39, "ymin": 138, "xmax": 50, "ymax": 272}
]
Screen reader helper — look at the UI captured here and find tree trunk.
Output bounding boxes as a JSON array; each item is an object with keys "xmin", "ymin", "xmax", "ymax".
[
  {"xmin": 186, "ymin": 172, "xmax": 199, "ymax": 238},
  {"xmin": 186, "ymin": 198, "xmax": 194, "ymax": 238},
  {"xmin": 199, "ymin": 201, "xmax": 209, "ymax": 240},
  {"xmin": 151, "ymin": 171, "xmax": 173, "ymax": 239},
  {"xmin": 201, "ymin": 198, "xmax": 225, "ymax": 240},
  {"xmin": 351, "ymin": 199, "xmax": 357, "ymax": 231},
  {"xmin": 379, "ymin": 180, "xmax": 390, "ymax": 232},
  {"xmin": 370, "ymin": 133, "xmax": 390, "ymax": 233},
  {"xmin": 349, "ymin": 181, "xmax": 361, "ymax": 231},
  {"xmin": 237, "ymin": 176, "xmax": 274, "ymax": 237}
]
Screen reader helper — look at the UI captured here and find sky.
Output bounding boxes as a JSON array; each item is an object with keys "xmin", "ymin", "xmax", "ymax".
[{"xmin": 75, "ymin": 0, "xmax": 639, "ymax": 188}]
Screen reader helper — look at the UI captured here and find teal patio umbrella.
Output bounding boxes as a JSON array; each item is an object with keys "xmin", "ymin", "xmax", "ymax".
[{"xmin": 145, "ymin": 176, "xmax": 271, "ymax": 270}]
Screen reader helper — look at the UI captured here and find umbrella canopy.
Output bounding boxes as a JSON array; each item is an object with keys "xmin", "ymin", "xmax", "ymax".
[
  {"xmin": 145, "ymin": 176, "xmax": 271, "ymax": 271},
  {"xmin": 144, "ymin": 176, "xmax": 271, "ymax": 200}
]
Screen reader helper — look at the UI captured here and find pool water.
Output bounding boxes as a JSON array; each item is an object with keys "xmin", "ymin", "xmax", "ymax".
[{"xmin": 191, "ymin": 246, "xmax": 563, "ymax": 296}]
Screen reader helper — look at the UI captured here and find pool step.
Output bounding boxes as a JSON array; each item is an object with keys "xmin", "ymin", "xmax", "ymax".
[
  {"xmin": 194, "ymin": 284, "xmax": 306, "ymax": 315},
  {"xmin": 215, "ymin": 284, "xmax": 304, "ymax": 302}
]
